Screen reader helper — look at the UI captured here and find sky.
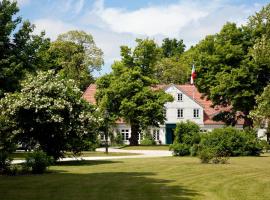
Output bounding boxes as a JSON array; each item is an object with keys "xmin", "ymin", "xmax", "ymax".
[{"xmin": 15, "ymin": 0, "xmax": 269, "ymax": 76}]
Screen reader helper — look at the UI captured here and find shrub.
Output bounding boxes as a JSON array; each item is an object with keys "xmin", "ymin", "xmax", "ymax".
[
  {"xmin": 25, "ymin": 151, "xmax": 53, "ymax": 174},
  {"xmin": 111, "ymin": 133, "xmax": 124, "ymax": 146},
  {"xmin": 199, "ymin": 127, "xmax": 262, "ymax": 157},
  {"xmin": 0, "ymin": 152, "xmax": 13, "ymax": 173},
  {"xmin": 198, "ymin": 147, "xmax": 214, "ymax": 163},
  {"xmin": 198, "ymin": 147, "xmax": 230, "ymax": 164},
  {"xmin": 260, "ymin": 140, "xmax": 270, "ymax": 152},
  {"xmin": 190, "ymin": 144, "xmax": 199, "ymax": 156},
  {"xmin": 170, "ymin": 143, "xmax": 190, "ymax": 156},
  {"xmin": 140, "ymin": 132, "xmax": 156, "ymax": 146},
  {"xmin": 170, "ymin": 121, "xmax": 201, "ymax": 156},
  {"xmin": 174, "ymin": 121, "xmax": 201, "ymax": 144}
]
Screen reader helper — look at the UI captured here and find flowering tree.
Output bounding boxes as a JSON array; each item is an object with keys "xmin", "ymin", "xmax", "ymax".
[{"xmin": 0, "ymin": 71, "xmax": 99, "ymax": 160}]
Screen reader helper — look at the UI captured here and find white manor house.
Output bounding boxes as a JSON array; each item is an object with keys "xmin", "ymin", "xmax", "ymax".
[{"xmin": 83, "ymin": 84, "xmax": 244, "ymax": 145}]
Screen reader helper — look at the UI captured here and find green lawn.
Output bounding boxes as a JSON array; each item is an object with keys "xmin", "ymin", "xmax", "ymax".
[
  {"xmin": 11, "ymin": 151, "xmax": 138, "ymax": 160},
  {"xmin": 1, "ymin": 154, "xmax": 270, "ymax": 200},
  {"xmin": 121, "ymin": 145, "xmax": 169, "ymax": 150}
]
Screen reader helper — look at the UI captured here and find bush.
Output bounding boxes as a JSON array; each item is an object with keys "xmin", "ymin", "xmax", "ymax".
[
  {"xmin": 260, "ymin": 140, "xmax": 270, "ymax": 152},
  {"xmin": 170, "ymin": 143, "xmax": 190, "ymax": 156},
  {"xmin": 174, "ymin": 121, "xmax": 201, "ymax": 144},
  {"xmin": 199, "ymin": 127, "xmax": 262, "ymax": 157},
  {"xmin": 140, "ymin": 132, "xmax": 156, "ymax": 146},
  {"xmin": 25, "ymin": 151, "xmax": 53, "ymax": 174},
  {"xmin": 110, "ymin": 133, "xmax": 124, "ymax": 146},
  {"xmin": 190, "ymin": 144, "xmax": 199, "ymax": 156},
  {"xmin": 170, "ymin": 121, "xmax": 201, "ymax": 156},
  {"xmin": 0, "ymin": 152, "xmax": 13, "ymax": 173},
  {"xmin": 198, "ymin": 147, "xmax": 230, "ymax": 164}
]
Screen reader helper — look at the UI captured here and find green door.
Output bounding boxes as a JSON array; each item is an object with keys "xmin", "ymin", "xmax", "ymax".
[{"xmin": 165, "ymin": 124, "xmax": 176, "ymax": 144}]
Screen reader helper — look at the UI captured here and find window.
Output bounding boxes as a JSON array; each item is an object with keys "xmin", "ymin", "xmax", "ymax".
[
  {"xmin": 177, "ymin": 93, "xmax": 183, "ymax": 101},
  {"xmin": 100, "ymin": 133, "xmax": 105, "ymax": 141},
  {"xmin": 193, "ymin": 109, "xmax": 199, "ymax": 118},
  {"xmin": 177, "ymin": 109, "xmax": 183, "ymax": 118},
  {"xmin": 153, "ymin": 130, "xmax": 160, "ymax": 141},
  {"xmin": 121, "ymin": 129, "xmax": 129, "ymax": 141}
]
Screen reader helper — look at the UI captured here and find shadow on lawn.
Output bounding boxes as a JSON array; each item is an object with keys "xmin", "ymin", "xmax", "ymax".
[
  {"xmin": 55, "ymin": 160, "xmax": 123, "ymax": 166},
  {"xmin": 2, "ymin": 171, "xmax": 201, "ymax": 200}
]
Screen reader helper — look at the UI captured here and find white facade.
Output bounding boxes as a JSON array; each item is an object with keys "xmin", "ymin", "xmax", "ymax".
[
  {"xmin": 164, "ymin": 85, "xmax": 204, "ymax": 126},
  {"xmin": 110, "ymin": 84, "xmax": 228, "ymax": 145}
]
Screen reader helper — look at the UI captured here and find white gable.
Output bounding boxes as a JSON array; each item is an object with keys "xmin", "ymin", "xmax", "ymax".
[{"xmin": 164, "ymin": 84, "xmax": 204, "ymax": 125}]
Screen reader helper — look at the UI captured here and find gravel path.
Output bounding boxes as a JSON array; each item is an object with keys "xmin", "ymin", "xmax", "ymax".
[{"xmin": 12, "ymin": 148, "xmax": 172, "ymax": 164}]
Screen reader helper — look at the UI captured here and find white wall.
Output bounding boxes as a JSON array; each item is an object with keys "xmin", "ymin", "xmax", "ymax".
[{"xmin": 164, "ymin": 85, "xmax": 204, "ymax": 125}]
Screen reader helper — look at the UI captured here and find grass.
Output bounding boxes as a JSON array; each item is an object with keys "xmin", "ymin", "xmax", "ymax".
[
  {"xmin": 11, "ymin": 151, "xmax": 139, "ymax": 160},
  {"xmin": 121, "ymin": 145, "xmax": 170, "ymax": 150},
  {"xmin": 1, "ymin": 154, "xmax": 270, "ymax": 200}
]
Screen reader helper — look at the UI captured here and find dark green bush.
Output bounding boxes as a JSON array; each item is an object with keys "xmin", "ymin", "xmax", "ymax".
[
  {"xmin": 174, "ymin": 121, "xmax": 201, "ymax": 144},
  {"xmin": 25, "ymin": 151, "xmax": 53, "ymax": 174},
  {"xmin": 199, "ymin": 127, "xmax": 262, "ymax": 157},
  {"xmin": 170, "ymin": 143, "xmax": 190, "ymax": 156},
  {"xmin": 0, "ymin": 152, "xmax": 13, "ymax": 173},
  {"xmin": 170, "ymin": 121, "xmax": 201, "ymax": 156}
]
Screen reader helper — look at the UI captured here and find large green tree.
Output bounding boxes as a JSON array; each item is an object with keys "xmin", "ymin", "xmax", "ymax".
[
  {"xmin": 250, "ymin": 84, "xmax": 270, "ymax": 140},
  {"xmin": 47, "ymin": 30, "xmax": 104, "ymax": 90},
  {"xmin": 154, "ymin": 38, "xmax": 189, "ymax": 84},
  {"xmin": 0, "ymin": 0, "xmax": 50, "ymax": 97},
  {"xmin": 190, "ymin": 4, "xmax": 270, "ymax": 127},
  {"xmin": 0, "ymin": 71, "xmax": 98, "ymax": 160},
  {"xmin": 96, "ymin": 39, "xmax": 173, "ymax": 145}
]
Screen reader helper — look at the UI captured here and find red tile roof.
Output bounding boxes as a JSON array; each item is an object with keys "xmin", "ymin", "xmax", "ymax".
[{"xmin": 83, "ymin": 84, "xmax": 243, "ymax": 125}]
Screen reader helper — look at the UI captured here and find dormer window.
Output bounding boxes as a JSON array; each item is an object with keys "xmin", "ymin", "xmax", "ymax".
[{"xmin": 177, "ymin": 93, "xmax": 183, "ymax": 101}]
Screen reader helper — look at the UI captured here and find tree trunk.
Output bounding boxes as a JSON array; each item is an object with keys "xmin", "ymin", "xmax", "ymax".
[{"xmin": 129, "ymin": 123, "xmax": 139, "ymax": 146}]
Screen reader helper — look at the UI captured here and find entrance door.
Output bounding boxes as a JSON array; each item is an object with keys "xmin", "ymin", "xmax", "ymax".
[{"xmin": 165, "ymin": 124, "xmax": 176, "ymax": 144}]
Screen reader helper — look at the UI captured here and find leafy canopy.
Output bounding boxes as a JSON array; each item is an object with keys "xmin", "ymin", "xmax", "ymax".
[
  {"xmin": 96, "ymin": 39, "xmax": 173, "ymax": 145},
  {"xmin": 0, "ymin": 71, "xmax": 99, "ymax": 159},
  {"xmin": 0, "ymin": 0, "xmax": 50, "ymax": 97}
]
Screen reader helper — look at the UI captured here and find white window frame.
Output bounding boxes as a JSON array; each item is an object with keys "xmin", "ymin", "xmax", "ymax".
[
  {"xmin": 177, "ymin": 108, "xmax": 184, "ymax": 118},
  {"xmin": 121, "ymin": 129, "xmax": 129, "ymax": 141},
  {"xmin": 193, "ymin": 109, "xmax": 199, "ymax": 118},
  {"xmin": 177, "ymin": 93, "xmax": 183, "ymax": 101},
  {"xmin": 152, "ymin": 129, "xmax": 160, "ymax": 141}
]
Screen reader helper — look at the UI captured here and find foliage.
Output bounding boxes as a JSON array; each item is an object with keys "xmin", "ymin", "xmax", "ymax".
[
  {"xmin": 25, "ymin": 151, "xmax": 53, "ymax": 174},
  {"xmin": 110, "ymin": 132, "xmax": 124, "ymax": 146},
  {"xmin": 154, "ymin": 57, "xmax": 189, "ymax": 84},
  {"xmin": 199, "ymin": 127, "xmax": 262, "ymax": 157},
  {"xmin": 140, "ymin": 132, "xmax": 156, "ymax": 146},
  {"xmin": 47, "ymin": 30, "xmax": 104, "ymax": 90},
  {"xmin": 170, "ymin": 121, "xmax": 201, "ymax": 156},
  {"xmin": 187, "ymin": 4, "xmax": 270, "ymax": 127},
  {"xmin": 170, "ymin": 143, "xmax": 190, "ymax": 156},
  {"xmin": 174, "ymin": 121, "xmax": 201, "ymax": 144},
  {"xmin": 0, "ymin": 115, "xmax": 16, "ymax": 172},
  {"xmin": 0, "ymin": 71, "xmax": 98, "ymax": 160},
  {"xmin": 161, "ymin": 38, "xmax": 185, "ymax": 58},
  {"xmin": 0, "ymin": 0, "xmax": 51, "ymax": 97},
  {"xmin": 250, "ymin": 84, "xmax": 270, "ymax": 141},
  {"xmin": 96, "ymin": 39, "xmax": 173, "ymax": 145}
]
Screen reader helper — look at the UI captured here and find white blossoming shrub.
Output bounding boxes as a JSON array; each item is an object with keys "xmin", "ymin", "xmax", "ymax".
[{"xmin": 0, "ymin": 70, "xmax": 99, "ymax": 160}]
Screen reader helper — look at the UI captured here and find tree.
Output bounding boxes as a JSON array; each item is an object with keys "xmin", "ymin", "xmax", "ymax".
[
  {"xmin": 48, "ymin": 30, "xmax": 104, "ymax": 90},
  {"xmin": 96, "ymin": 39, "xmax": 173, "ymax": 145},
  {"xmin": 0, "ymin": 0, "xmax": 50, "ymax": 97},
  {"xmin": 153, "ymin": 38, "xmax": 189, "ymax": 84},
  {"xmin": 161, "ymin": 38, "xmax": 186, "ymax": 58},
  {"xmin": 250, "ymin": 84, "xmax": 270, "ymax": 141},
  {"xmin": 0, "ymin": 71, "xmax": 98, "ymax": 160},
  {"xmin": 190, "ymin": 4, "xmax": 270, "ymax": 127}
]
